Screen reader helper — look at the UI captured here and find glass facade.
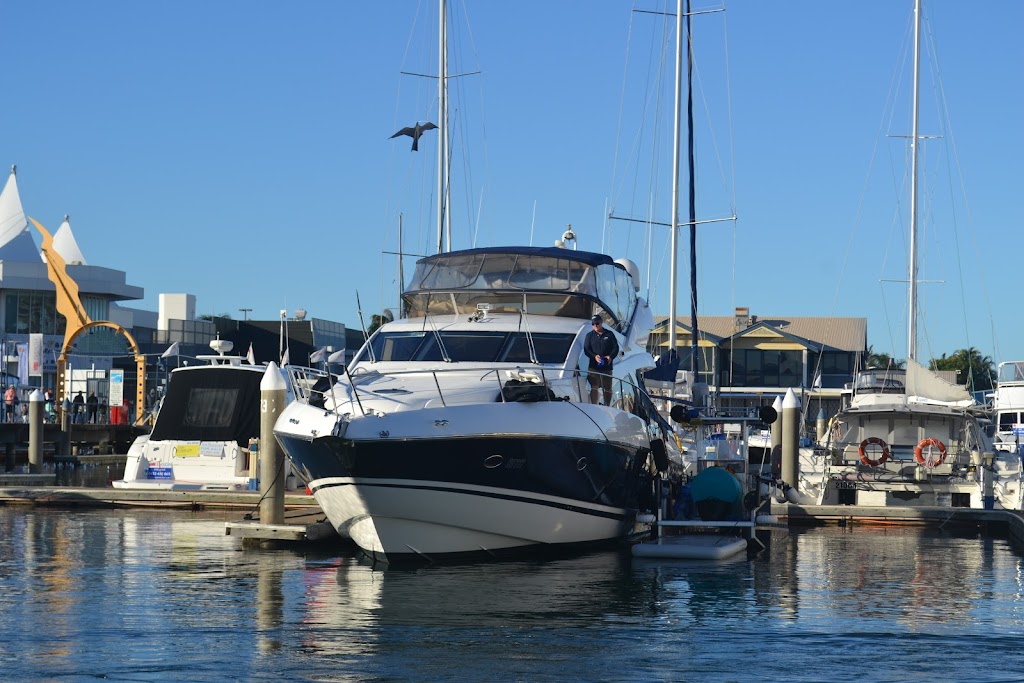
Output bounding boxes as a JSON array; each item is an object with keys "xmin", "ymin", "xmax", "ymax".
[{"xmin": 4, "ymin": 292, "xmax": 66, "ymax": 335}]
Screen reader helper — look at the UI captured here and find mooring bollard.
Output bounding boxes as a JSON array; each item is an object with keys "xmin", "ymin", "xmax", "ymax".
[
  {"xmin": 781, "ymin": 388, "xmax": 801, "ymax": 489},
  {"xmin": 28, "ymin": 389, "xmax": 43, "ymax": 474},
  {"xmin": 260, "ymin": 362, "xmax": 287, "ymax": 525}
]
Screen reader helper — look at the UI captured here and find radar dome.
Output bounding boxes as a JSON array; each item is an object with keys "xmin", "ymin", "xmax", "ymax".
[{"xmin": 614, "ymin": 258, "xmax": 640, "ymax": 292}]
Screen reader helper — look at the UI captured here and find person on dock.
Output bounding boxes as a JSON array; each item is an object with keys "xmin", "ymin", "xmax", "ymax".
[
  {"xmin": 72, "ymin": 391, "xmax": 84, "ymax": 424},
  {"xmin": 583, "ymin": 314, "xmax": 619, "ymax": 406},
  {"xmin": 4, "ymin": 385, "xmax": 16, "ymax": 423},
  {"xmin": 43, "ymin": 388, "xmax": 55, "ymax": 423},
  {"xmin": 86, "ymin": 392, "xmax": 98, "ymax": 424}
]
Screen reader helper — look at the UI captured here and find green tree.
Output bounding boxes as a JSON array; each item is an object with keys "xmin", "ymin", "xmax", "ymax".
[
  {"xmin": 929, "ymin": 347, "xmax": 996, "ymax": 392},
  {"xmin": 367, "ymin": 309, "xmax": 394, "ymax": 336},
  {"xmin": 865, "ymin": 345, "xmax": 905, "ymax": 370}
]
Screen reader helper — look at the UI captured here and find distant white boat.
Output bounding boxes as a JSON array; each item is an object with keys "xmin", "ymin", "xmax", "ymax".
[
  {"xmin": 991, "ymin": 361, "xmax": 1024, "ymax": 456},
  {"xmin": 113, "ymin": 341, "xmax": 303, "ymax": 492}
]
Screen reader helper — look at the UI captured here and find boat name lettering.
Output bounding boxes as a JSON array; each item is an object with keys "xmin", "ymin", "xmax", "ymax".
[{"xmin": 379, "ymin": 430, "xmax": 390, "ymax": 438}]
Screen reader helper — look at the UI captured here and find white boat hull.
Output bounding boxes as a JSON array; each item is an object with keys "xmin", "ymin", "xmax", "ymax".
[
  {"xmin": 276, "ymin": 400, "xmax": 656, "ymax": 562},
  {"xmin": 314, "ymin": 476, "xmax": 640, "ymax": 561}
]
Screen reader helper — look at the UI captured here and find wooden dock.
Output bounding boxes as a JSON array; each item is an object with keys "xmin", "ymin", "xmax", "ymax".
[
  {"xmin": 0, "ymin": 483, "xmax": 339, "ymax": 545},
  {"xmin": 772, "ymin": 501, "xmax": 1024, "ymax": 551}
]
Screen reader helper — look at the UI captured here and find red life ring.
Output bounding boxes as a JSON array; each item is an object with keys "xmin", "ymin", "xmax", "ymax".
[
  {"xmin": 859, "ymin": 437, "xmax": 890, "ymax": 467},
  {"xmin": 914, "ymin": 437, "xmax": 947, "ymax": 466}
]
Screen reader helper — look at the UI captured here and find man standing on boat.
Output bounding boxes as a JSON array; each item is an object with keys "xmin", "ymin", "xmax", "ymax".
[{"xmin": 584, "ymin": 315, "xmax": 619, "ymax": 406}]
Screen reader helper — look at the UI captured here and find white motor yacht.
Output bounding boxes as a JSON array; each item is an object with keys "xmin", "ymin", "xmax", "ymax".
[
  {"xmin": 113, "ymin": 341, "xmax": 299, "ymax": 492},
  {"xmin": 274, "ymin": 246, "xmax": 675, "ymax": 562}
]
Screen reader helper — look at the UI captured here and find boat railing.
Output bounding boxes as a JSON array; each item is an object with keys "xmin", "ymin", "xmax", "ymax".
[{"xmin": 283, "ymin": 363, "xmax": 654, "ymax": 417}]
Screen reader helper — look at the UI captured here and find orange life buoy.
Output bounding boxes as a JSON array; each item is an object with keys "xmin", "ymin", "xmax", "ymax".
[
  {"xmin": 914, "ymin": 437, "xmax": 947, "ymax": 466},
  {"xmin": 859, "ymin": 437, "xmax": 890, "ymax": 467}
]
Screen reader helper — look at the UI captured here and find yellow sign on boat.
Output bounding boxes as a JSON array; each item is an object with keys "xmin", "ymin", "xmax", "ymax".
[{"xmin": 174, "ymin": 443, "xmax": 201, "ymax": 458}]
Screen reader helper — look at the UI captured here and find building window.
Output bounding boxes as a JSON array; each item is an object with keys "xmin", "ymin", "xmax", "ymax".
[
  {"xmin": 4, "ymin": 292, "xmax": 67, "ymax": 336},
  {"xmin": 816, "ymin": 352, "xmax": 855, "ymax": 389},
  {"xmin": 722, "ymin": 348, "xmax": 804, "ymax": 388}
]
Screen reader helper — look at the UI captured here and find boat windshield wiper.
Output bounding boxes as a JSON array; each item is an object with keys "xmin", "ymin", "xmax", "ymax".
[
  {"xmin": 520, "ymin": 293, "xmax": 539, "ymax": 365},
  {"xmin": 420, "ymin": 291, "xmax": 452, "ymax": 362}
]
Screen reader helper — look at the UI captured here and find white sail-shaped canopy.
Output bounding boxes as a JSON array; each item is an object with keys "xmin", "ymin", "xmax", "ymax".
[
  {"xmin": 0, "ymin": 167, "xmax": 41, "ymax": 262},
  {"xmin": 53, "ymin": 215, "xmax": 87, "ymax": 265},
  {"xmin": 906, "ymin": 358, "xmax": 974, "ymax": 406}
]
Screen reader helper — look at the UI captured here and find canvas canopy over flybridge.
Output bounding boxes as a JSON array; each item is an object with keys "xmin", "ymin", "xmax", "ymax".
[{"xmin": 402, "ymin": 246, "xmax": 639, "ymax": 328}]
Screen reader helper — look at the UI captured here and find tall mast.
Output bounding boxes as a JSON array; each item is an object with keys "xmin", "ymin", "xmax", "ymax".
[
  {"xmin": 436, "ymin": 0, "xmax": 448, "ymax": 254},
  {"xmin": 686, "ymin": 0, "xmax": 698, "ymax": 376},
  {"xmin": 907, "ymin": 0, "xmax": 922, "ymax": 362},
  {"xmin": 668, "ymin": 0, "xmax": 683, "ymax": 353}
]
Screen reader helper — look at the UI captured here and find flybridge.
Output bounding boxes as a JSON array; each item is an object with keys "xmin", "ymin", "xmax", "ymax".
[{"xmin": 402, "ymin": 247, "xmax": 640, "ymax": 328}]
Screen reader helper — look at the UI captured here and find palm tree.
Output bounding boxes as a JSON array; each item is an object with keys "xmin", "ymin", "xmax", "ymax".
[
  {"xmin": 367, "ymin": 309, "xmax": 395, "ymax": 336},
  {"xmin": 865, "ymin": 345, "xmax": 905, "ymax": 370}
]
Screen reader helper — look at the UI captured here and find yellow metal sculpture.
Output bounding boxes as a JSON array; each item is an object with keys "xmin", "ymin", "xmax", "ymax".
[{"xmin": 30, "ymin": 217, "xmax": 146, "ymax": 423}]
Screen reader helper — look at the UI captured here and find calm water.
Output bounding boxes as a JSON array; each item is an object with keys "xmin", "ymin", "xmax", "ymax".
[{"xmin": 2, "ymin": 508, "xmax": 1024, "ymax": 682}]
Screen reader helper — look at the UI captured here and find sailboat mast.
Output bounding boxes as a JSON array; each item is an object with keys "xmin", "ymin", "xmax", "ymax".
[
  {"xmin": 436, "ymin": 0, "xmax": 448, "ymax": 254},
  {"xmin": 686, "ymin": 0, "xmax": 698, "ymax": 376},
  {"xmin": 668, "ymin": 0, "xmax": 683, "ymax": 353},
  {"xmin": 907, "ymin": 0, "xmax": 922, "ymax": 362}
]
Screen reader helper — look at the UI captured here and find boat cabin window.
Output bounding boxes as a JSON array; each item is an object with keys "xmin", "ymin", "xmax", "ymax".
[
  {"xmin": 363, "ymin": 331, "xmax": 575, "ymax": 365},
  {"xmin": 998, "ymin": 412, "xmax": 1022, "ymax": 432},
  {"xmin": 184, "ymin": 388, "xmax": 239, "ymax": 428}
]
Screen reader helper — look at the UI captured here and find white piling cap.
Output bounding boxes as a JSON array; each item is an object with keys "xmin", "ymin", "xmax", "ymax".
[
  {"xmin": 772, "ymin": 395, "xmax": 783, "ymax": 411},
  {"xmin": 29, "ymin": 389, "xmax": 43, "ymax": 402},
  {"xmin": 783, "ymin": 387, "xmax": 801, "ymax": 409},
  {"xmin": 261, "ymin": 361, "xmax": 287, "ymax": 391}
]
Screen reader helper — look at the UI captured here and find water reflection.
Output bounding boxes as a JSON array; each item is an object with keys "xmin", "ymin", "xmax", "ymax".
[{"xmin": 2, "ymin": 508, "xmax": 1024, "ymax": 682}]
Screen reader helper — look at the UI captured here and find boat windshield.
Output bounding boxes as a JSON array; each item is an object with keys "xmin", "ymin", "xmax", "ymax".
[
  {"xmin": 357, "ymin": 331, "xmax": 576, "ymax": 365},
  {"xmin": 998, "ymin": 362, "xmax": 1024, "ymax": 384},
  {"xmin": 853, "ymin": 369, "xmax": 906, "ymax": 394},
  {"xmin": 403, "ymin": 248, "xmax": 637, "ymax": 326}
]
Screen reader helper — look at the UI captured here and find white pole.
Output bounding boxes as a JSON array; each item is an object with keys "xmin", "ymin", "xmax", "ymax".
[
  {"xmin": 436, "ymin": 0, "xmax": 447, "ymax": 254},
  {"xmin": 668, "ymin": 0, "xmax": 683, "ymax": 353},
  {"xmin": 907, "ymin": 0, "xmax": 922, "ymax": 362}
]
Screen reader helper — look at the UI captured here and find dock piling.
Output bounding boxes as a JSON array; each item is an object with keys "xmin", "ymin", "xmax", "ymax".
[
  {"xmin": 259, "ymin": 362, "xmax": 287, "ymax": 525},
  {"xmin": 781, "ymin": 388, "xmax": 801, "ymax": 489},
  {"xmin": 28, "ymin": 389, "xmax": 43, "ymax": 474}
]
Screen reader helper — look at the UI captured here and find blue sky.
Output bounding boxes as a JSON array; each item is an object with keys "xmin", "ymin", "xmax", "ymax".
[{"xmin": 3, "ymin": 1, "xmax": 1021, "ymax": 364}]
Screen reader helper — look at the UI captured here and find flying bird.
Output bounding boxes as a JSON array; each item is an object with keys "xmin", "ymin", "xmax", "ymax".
[{"xmin": 389, "ymin": 121, "xmax": 438, "ymax": 152}]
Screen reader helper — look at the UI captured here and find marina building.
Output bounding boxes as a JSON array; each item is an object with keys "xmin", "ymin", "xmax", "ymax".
[
  {"xmin": 648, "ymin": 307, "xmax": 868, "ymax": 422},
  {"xmin": 0, "ymin": 166, "xmax": 353, "ymax": 416}
]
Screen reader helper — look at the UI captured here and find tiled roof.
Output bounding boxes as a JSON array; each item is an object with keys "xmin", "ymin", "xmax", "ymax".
[{"xmin": 653, "ymin": 314, "xmax": 866, "ymax": 352}]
